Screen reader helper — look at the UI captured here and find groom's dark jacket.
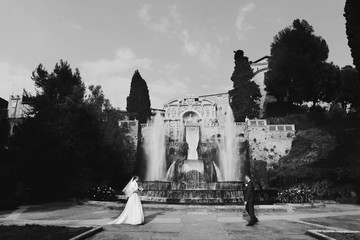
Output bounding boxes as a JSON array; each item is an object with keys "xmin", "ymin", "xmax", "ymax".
[{"xmin": 244, "ymin": 180, "xmax": 255, "ymax": 203}]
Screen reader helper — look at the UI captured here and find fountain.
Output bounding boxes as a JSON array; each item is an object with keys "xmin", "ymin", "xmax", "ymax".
[
  {"xmin": 117, "ymin": 94, "xmax": 296, "ymax": 204},
  {"xmin": 134, "ymin": 95, "xmax": 248, "ymax": 204}
]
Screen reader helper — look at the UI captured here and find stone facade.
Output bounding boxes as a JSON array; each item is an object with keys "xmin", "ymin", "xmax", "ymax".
[
  {"xmin": 122, "ymin": 94, "xmax": 296, "ymax": 166},
  {"xmin": 118, "ymin": 117, "xmax": 139, "ymax": 149},
  {"xmin": 7, "ymin": 94, "xmax": 31, "ymax": 135},
  {"xmin": 159, "ymin": 93, "xmax": 247, "ymax": 142},
  {"xmin": 162, "ymin": 94, "xmax": 220, "ymax": 141}
]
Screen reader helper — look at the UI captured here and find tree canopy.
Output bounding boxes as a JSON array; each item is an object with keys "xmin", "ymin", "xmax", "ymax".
[
  {"xmin": 344, "ymin": 0, "xmax": 360, "ymax": 83},
  {"xmin": 229, "ymin": 50, "xmax": 261, "ymax": 121},
  {"xmin": 317, "ymin": 62, "xmax": 342, "ymax": 104},
  {"xmin": 8, "ymin": 61, "xmax": 88, "ymax": 198},
  {"xmin": 85, "ymin": 85, "xmax": 137, "ymax": 187},
  {"xmin": 313, "ymin": 63, "xmax": 360, "ymax": 110},
  {"xmin": 8, "ymin": 60, "xmax": 136, "ymax": 201},
  {"xmin": 265, "ymin": 19, "xmax": 329, "ymax": 107},
  {"xmin": 126, "ymin": 70, "xmax": 152, "ymax": 123}
]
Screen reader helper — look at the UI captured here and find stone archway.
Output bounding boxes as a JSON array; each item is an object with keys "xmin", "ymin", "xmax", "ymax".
[{"xmin": 182, "ymin": 110, "xmax": 200, "ymax": 124}]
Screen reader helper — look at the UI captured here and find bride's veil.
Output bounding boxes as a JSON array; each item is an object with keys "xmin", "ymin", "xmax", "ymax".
[{"xmin": 122, "ymin": 177, "xmax": 136, "ymax": 197}]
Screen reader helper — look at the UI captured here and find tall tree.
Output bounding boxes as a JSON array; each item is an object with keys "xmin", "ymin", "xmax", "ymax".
[
  {"xmin": 85, "ymin": 85, "xmax": 136, "ymax": 187},
  {"xmin": 265, "ymin": 19, "xmax": 329, "ymax": 108},
  {"xmin": 8, "ymin": 60, "xmax": 95, "ymax": 200},
  {"xmin": 317, "ymin": 62, "xmax": 342, "ymax": 104},
  {"xmin": 7, "ymin": 61, "xmax": 138, "ymax": 202},
  {"xmin": 344, "ymin": 0, "xmax": 360, "ymax": 83},
  {"xmin": 126, "ymin": 70, "xmax": 151, "ymax": 123},
  {"xmin": 86, "ymin": 85, "xmax": 112, "ymax": 120},
  {"xmin": 229, "ymin": 50, "xmax": 261, "ymax": 121},
  {"xmin": 339, "ymin": 65, "xmax": 360, "ymax": 109}
]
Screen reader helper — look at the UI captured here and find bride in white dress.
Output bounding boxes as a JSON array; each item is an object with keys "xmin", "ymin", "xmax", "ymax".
[{"xmin": 109, "ymin": 176, "xmax": 144, "ymax": 225}]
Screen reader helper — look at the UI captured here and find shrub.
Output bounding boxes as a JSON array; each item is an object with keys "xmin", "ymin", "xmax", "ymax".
[
  {"xmin": 277, "ymin": 185, "xmax": 314, "ymax": 203},
  {"xmin": 277, "ymin": 181, "xmax": 358, "ymax": 204},
  {"xmin": 310, "ymin": 181, "xmax": 358, "ymax": 203},
  {"xmin": 87, "ymin": 185, "xmax": 117, "ymax": 201},
  {"xmin": 256, "ymin": 188, "xmax": 279, "ymax": 204}
]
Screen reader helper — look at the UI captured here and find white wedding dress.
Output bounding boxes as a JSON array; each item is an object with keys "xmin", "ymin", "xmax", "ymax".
[{"xmin": 109, "ymin": 178, "xmax": 144, "ymax": 225}]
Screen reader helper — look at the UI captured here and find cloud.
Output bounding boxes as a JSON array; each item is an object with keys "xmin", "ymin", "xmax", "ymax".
[
  {"xmin": 138, "ymin": 3, "xmax": 183, "ymax": 34},
  {"xmin": 137, "ymin": 4, "xmax": 219, "ymax": 68},
  {"xmin": 236, "ymin": 3, "xmax": 256, "ymax": 40},
  {"xmin": 79, "ymin": 48, "xmax": 152, "ymax": 109},
  {"xmin": 149, "ymin": 77, "xmax": 189, "ymax": 108},
  {"xmin": 70, "ymin": 23, "xmax": 83, "ymax": 30},
  {"xmin": 276, "ymin": 17, "xmax": 284, "ymax": 26},
  {"xmin": 138, "ymin": 4, "xmax": 171, "ymax": 33},
  {"xmin": 180, "ymin": 30, "xmax": 220, "ymax": 68},
  {"xmin": 79, "ymin": 47, "xmax": 187, "ymax": 109},
  {"xmin": 0, "ymin": 56, "xmax": 191, "ymax": 110},
  {"xmin": 58, "ymin": 15, "xmax": 83, "ymax": 30},
  {"xmin": 0, "ymin": 61, "xmax": 34, "ymax": 101},
  {"xmin": 169, "ymin": 4, "xmax": 181, "ymax": 24},
  {"xmin": 215, "ymin": 31, "xmax": 230, "ymax": 45},
  {"xmin": 81, "ymin": 48, "xmax": 152, "ymax": 77},
  {"xmin": 181, "ymin": 30, "xmax": 199, "ymax": 56}
]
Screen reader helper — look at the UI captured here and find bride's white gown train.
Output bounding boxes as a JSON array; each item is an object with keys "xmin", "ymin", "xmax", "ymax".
[{"xmin": 109, "ymin": 178, "xmax": 144, "ymax": 225}]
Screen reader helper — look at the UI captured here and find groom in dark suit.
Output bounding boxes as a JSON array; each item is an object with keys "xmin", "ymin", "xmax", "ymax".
[{"xmin": 244, "ymin": 175, "xmax": 258, "ymax": 226}]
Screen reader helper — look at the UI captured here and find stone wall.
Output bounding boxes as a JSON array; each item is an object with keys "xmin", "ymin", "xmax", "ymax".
[
  {"xmin": 8, "ymin": 94, "xmax": 31, "ymax": 135},
  {"xmin": 247, "ymin": 120, "xmax": 295, "ymax": 165},
  {"xmin": 119, "ymin": 120, "xmax": 139, "ymax": 149}
]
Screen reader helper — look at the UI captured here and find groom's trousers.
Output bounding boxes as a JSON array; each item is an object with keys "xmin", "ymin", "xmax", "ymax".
[{"xmin": 246, "ymin": 202, "xmax": 256, "ymax": 223}]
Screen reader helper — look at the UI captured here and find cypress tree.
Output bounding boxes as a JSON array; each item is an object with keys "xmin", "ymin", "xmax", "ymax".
[
  {"xmin": 344, "ymin": 0, "xmax": 360, "ymax": 83},
  {"xmin": 229, "ymin": 50, "xmax": 261, "ymax": 121},
  {"xmin": 126, "ymin": 70, "xmax": 151, "ymax": 123}
]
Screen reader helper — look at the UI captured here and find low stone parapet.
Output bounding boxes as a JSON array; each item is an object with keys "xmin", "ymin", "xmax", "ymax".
[
  {"xmin": 139, "ymin": 189, "xmax": 244, "ymax": 199},
  {"xmin": 138, "ymin": 181, "xmax": 245, "ymax": 191}
]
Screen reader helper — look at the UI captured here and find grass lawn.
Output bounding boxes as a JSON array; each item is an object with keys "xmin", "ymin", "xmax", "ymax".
[
  {"xmin": 0, "ymin": 224, "xmax": 92, "ymax": 240},
  {"xmin": 324, "ymin": 232, "xmax": 360, "ymax": 240}
]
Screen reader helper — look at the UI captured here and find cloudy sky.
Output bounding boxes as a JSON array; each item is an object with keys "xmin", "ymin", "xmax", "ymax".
[{"xmin": 0, "ymin": 0, "xmax": 352, "ymax": 109}]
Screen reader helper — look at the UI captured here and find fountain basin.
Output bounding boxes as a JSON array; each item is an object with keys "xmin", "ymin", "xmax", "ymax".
[
  {"xmin": 180, "ymin": 160, "xmax": 204, "ymax": 174},
  {"xmin": 141, "ymin": 189, "xmax": 244, "ymax": 199},
  {"xmin": 139, "ymin": 181, "xmax": 245, "ymax": 190},
  {"xmin": 117, "ymin": 181, "xmax": 246, "ymax": 204},
  {"xmin": 117, "ymin": 195, "xmax": 244, "ymax": 204},
  {"xmin": 166, "ymin": 159, "xmax": 220, "ymax": 187}
]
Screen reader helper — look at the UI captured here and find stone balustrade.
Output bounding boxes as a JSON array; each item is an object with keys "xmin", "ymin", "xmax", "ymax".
[{"xmin": 268, "ymin": 124, "xmax": 295, "ymax": 131}]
